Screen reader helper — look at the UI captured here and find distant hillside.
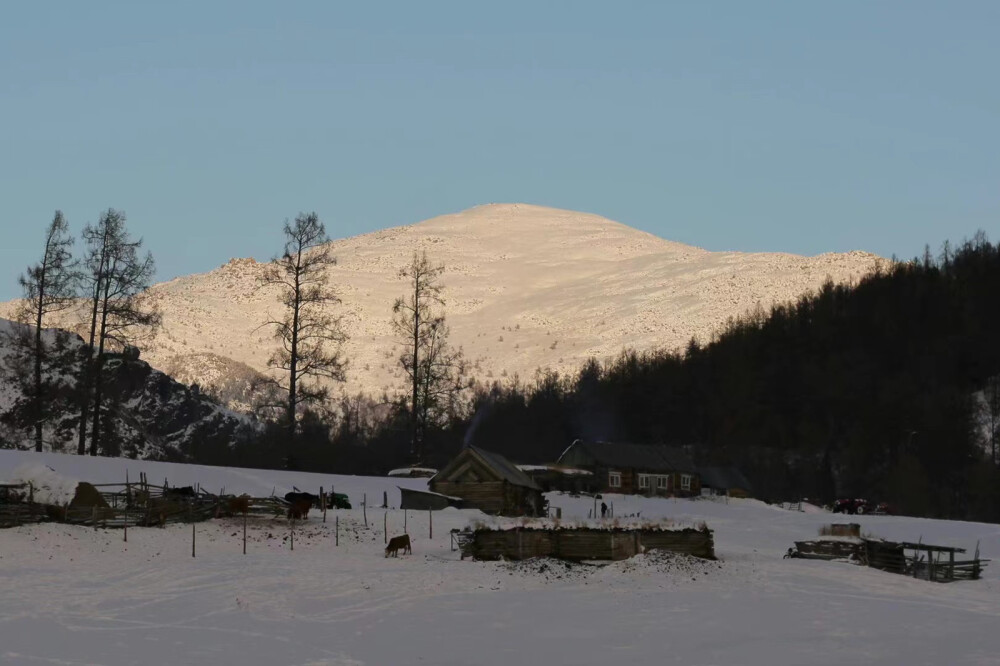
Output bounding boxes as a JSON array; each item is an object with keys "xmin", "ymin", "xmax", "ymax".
[
  {"xmin": 0, "ymin": 318, "xmax": 257, "ymax": 460},
  {"xmin": 0, "ymin": 204, "xmax": 881, "ymax": 406}
]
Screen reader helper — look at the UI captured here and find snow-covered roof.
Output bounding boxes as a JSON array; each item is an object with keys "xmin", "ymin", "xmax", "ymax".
[
  {"xmin": 516, "ymin": 464, "xmax": 593, "ymax": 476},
  {"xmin": 387, "ymin": 467, "xmax": 438, "ymax": 477}
]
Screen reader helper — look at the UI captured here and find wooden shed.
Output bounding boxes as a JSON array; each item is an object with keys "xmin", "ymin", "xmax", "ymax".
[
  {"xmin": 398, "ymin": 487, "xmax": 465, "ymax": 511},
  {"xmin": 429, "ymin": 446, "xmax": 544, "ymax": 516}
]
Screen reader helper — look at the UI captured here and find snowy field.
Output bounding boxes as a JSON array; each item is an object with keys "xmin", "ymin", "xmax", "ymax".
[{"xmin": 1, "ymin": 450, "xmax": 999, "ymax": 666}]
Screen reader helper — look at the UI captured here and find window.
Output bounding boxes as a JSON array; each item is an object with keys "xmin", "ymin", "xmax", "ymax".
[
  {"xmin": 657, "ymin": 475, "xmax": 669, "ymax": 490},
  {"xmin": 681, "ymin": 474, "xmax": 692, "ymax": 491},
  {"xmin": 608, "ymin": 471, "xmax": 621, "ymax": 488},
  {"xmin": 638, "ymin": 474, "xmax": 650, "ymax": 489}
]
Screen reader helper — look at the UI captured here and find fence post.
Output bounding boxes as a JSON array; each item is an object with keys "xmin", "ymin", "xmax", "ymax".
[
  {"xmin": 404, "ymin": 509, "xmax": 407, "ymax": 533},
  {"xmin": 291, "ymin": 523, "xmax": 294, "ymax": 552},
  {"xmin": 335, "ymin": 514, "xmax": 339, "ymax": 547},
  {"xmin": 124, "ymin": 508, "xmax": 128, "ymax": 543},
  {"xmin": 429, "ymin": 508, "xmax": 433, "ymax": 539},
  {"xmin": 363, "ymin": 493, "xmax": 368, "ymax": 528},
  {"xmin": 384, "ymin": 511, "xmax": 388, "ymax": 544},
  {"xmin": 243, "ymin": 509, "xmax": 247, "ymax": 555},
  {"xmin": 192, "ymin": 523, "xmax": 196, "ymax": 558},
  {"xmin": 321, "ymin": 486, "xmax": 327, "ymax": 523}
]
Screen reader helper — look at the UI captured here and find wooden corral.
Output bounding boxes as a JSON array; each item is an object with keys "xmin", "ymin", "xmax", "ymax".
[
  {"xmin": 787, "ymin": 535, "xmax": 989, "ymax": 583},
  {"xmin": 464, "ymin": 526, "xmax": 715, "ymax": 561}
]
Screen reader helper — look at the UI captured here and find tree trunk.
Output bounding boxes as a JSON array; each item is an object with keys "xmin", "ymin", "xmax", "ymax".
[
  {"xmin": 77, "ymin": 294, "xmax": 101, "ymax": 455},
  {"xmin": 33, "ymin": 291, "xmax": 44, "ymax": 452},
  {"xmin": 411, "ymin": 280, "xmax": 420, "ymax": 462}
]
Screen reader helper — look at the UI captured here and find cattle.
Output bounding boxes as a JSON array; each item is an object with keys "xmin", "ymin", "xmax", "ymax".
[
  {"xmin": 385, "ymin": 534, "xmax": 412, "ymax": 558},
  {"xmin": 287, "ymin": 499, "xmax": 312, "ymax": 520},
  {"xmin": 284, "ymin": 491, "xmax": 318, "ymax": 507},
  {"xmin": 227, "ymin": 495, "xmax": 251, "ymax": 515},
  {"xmin": 164, "ymin": 486, "xmax": 196, "ymax": 499}
]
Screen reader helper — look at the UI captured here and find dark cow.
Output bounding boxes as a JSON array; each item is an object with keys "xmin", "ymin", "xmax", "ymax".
[
  {"xmin": 385, "ymin": 534, "xmax": 412, "ymax": 558},
  {"xmin": 284, "ymin": 491, "xmax": 318, "ymax": 507},
  {"xmin": 284, "ymin": 492, "xmax": 317, "ymax": 520},
  {"xmin": 165, "ymin": 486, "xmax": 197, "ymax": 498}
]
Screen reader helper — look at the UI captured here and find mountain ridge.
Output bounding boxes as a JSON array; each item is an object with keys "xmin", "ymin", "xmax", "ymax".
[{"xmin": 1, "ymin": 204, "xmax": 882, "ymax": 406}]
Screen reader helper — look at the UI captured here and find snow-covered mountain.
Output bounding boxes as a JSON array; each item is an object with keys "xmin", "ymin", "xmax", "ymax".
[
  {"xmin": 0, "ymin": 318, "xmax": 255, "ymax": 458},
  {"xmin": 1, "ymin": 204, "xmax": 881, "ymax": 404}
]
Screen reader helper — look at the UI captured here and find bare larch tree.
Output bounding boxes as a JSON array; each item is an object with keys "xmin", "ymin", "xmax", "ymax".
[
  {"xmin": 14, "ymin": 211, "xmax": 78, "ymax": 451},
  {"xmin": 393, "ymin": 251, "xmax": 467, "ymax": 462},
  {"xmin": 260, "ymin": 213, "xmax": 346, "ymax": 460},
  {"xmin": 77, "ymin": 209, "xmax": 159, "ymax": 456}
]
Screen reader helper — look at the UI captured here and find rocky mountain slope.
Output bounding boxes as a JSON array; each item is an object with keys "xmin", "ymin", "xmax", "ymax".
[
  {"xmin": 2, "ymin": 204, "xmax": 881, "ymax": 405},
  {"xmin": 0, "ymin": 318, "xmax": 255, "ymax": 458}
]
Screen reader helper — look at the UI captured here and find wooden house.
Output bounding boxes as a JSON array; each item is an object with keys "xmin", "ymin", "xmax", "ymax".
[
  {"xmin": 429, "ymin": 446, "xmax": 544, "ymax": 516},
  {"xmin": 556, "ymin": 440, "xmax": 701, "ymax": 497},
  {"xmin": 699, "ymin": 466, "xmax": 753, "ymax": 498}
]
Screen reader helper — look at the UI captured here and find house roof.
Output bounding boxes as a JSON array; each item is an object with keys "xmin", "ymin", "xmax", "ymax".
[
  {"xmin": 469, "ymin": 446, "xmax": 542, "ymax": 491},
  {"xmin": 560, "ymin": 441, "xmax": 698, "ymax": 474},
  {"xmin": 432, "ymin": 446, "xmax": 542, "ymax": 491},
  {"xmin": 699, "ymin": 466, "xmax": 752, "ymax": 491}
]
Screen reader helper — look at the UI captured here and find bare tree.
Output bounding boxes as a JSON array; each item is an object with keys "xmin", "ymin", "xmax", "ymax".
[
  {"xmin": 77, "ymin": 209, "xmax": 159, "ymax": 456},
  {"xmin": 259, "ymin": 213, "xmax": 346, "ymax": 461},
  {"xmin": 392, "ymin": 251, "xmax": 467, "ymax": 461},
  {"xmin": 14, "ymin": 211, "xmax": 78, "ymax": 451}
]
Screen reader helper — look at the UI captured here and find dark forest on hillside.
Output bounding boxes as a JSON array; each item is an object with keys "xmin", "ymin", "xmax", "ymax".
[{"xmin": 284, "ymin": 233, "xmax": 999, "ymax": 522}]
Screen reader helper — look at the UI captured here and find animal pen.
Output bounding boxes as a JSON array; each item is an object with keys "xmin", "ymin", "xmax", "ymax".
[
  {"xmin": 460, "ymin": 525, "xmax": 715, "ymax": 561},
  {"xmin": 788, "ymin": 525, "xmax": 988, "ymax": 583},
  {"xmin": 0, "ymin": 474, "xmax": 306, "ymax": 530}
]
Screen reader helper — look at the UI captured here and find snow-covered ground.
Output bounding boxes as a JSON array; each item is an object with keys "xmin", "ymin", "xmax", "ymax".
[{"xmin": 1, "ymin": 450, "xmax": 998, "ymax": 666}]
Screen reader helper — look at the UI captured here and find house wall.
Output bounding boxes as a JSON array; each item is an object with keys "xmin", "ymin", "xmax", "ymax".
[{"xmin": 430, "ymin": 480, "xmax": 542, "ymax": 516}]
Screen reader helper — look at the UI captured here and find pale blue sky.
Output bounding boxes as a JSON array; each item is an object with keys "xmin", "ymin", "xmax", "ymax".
[{"xmin": 2, "ymin": 1, "xmax": 997, "ymax": 300}]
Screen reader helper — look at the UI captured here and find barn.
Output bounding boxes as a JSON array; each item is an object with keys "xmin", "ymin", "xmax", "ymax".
[{"xmin": 429, "ymin": 446, "xmax": 544, "ymax": 516}]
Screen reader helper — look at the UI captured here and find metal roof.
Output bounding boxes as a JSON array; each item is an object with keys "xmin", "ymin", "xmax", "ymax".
[{"xmin": 467, "ymin": 446, "xmax": 542, "ymax": 491}]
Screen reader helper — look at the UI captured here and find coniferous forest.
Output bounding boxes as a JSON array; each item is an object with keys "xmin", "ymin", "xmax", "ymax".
[{"xmin": 458, "ymin": 234, "xmax": 1000, "ymax": 522}]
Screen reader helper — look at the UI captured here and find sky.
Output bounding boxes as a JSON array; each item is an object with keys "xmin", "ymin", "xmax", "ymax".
[{"xmin": 1, "ymin": 1, "xmax": 998, "ymax": 301}]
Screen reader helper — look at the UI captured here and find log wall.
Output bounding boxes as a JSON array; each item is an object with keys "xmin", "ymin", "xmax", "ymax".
[{"xmin": 468, "ymin": 527, "xmax": 714, "ymax": 561}]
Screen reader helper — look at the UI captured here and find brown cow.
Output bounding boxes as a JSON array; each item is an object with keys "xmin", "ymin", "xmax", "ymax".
[
  {"xmin": 228, "ymin": 495, "xmax": 251, "ymax": 515},
  {"xmin": 385, "ymin": 534, "xmax": 412, "ymax": 558},
  {"xmin": 287, "ymin": 499, "xmax": 311, "ymax": 520}
]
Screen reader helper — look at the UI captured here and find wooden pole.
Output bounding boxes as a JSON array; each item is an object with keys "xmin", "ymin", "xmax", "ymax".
[
  {"xmin": 243, "ymin": 509, "xmax": 247, "ymax": 555},
  {"xmin": 404, "ymin": 509, "xmax": 407, "ymax": 533},
  {"xmin": 384, "ymin": 511, "xmax": 388, "ymax": 544},
  {"xmin": 335, "ymin": 514, "xmax": 339, "ymax": 547},
  {"xmin": 321, "ymin": 486, "xmax": 327, "ymax": 523},
  {"xmin": 192, "ymin": 523, "xmax": 196, "ymax": 558},
  {"xmin": 291, "ymin": 523, "xmax": 294, "ymax": 551},
  {"xmin": 124, "ymin": 508, "xmax": 128, "ymax": 543},
  {"xmin": 363, "ymin": 493, "xmax": 367, "ymax": 527},
  {"xmin": 429, "ymin": 508, "xmax": 433, "ymax": 539}
]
